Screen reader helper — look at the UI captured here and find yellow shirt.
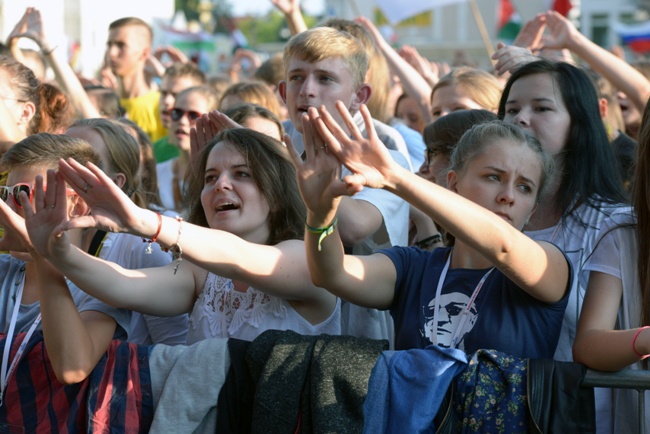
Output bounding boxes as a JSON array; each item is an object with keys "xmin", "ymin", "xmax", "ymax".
[{"xmin": 120, "ymin": 91, "xmax": 167, "ymax": 142}]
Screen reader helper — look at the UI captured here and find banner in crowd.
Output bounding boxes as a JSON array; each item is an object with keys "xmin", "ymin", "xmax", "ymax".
[{"xmin": 374, "ymin": 0, "xmax": 466, "ymax": 25}]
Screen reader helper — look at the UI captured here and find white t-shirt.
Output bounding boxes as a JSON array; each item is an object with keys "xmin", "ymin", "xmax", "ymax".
[
  {"xmin": 583, "ymin": 212, "xmax": 649, "ymax": 434},
  {"xmin": 525, "ymin": 199, "xmax": 631, "ymax": 361}
]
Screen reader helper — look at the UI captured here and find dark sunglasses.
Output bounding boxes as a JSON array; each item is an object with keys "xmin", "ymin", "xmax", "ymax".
[
  {"xmin": 170, "ymin": 108, "xmax": 202, "ymax": 122},
  {"xmin": 1, "ymin": 183, "xmax": 76, "ymax": 208}
]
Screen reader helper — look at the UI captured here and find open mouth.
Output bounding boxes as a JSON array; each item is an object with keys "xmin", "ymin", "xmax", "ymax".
[{"xmin": 216, "ymin": 202, "xmax": 240, "ymax": 212}]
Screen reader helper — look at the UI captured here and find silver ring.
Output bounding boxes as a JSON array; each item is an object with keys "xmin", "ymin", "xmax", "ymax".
[
  {"xmin": 50, "ymin": 204, "xmax": 56, "ymax": 209},
  {"xmin": 82, "ymin": 182, "xmax": 91, "ymax": 192}
]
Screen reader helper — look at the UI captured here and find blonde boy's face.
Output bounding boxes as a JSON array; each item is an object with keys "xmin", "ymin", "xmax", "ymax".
[{"xmin": 279, "ymin": 57, "xmax": 367, "ymax": 133}]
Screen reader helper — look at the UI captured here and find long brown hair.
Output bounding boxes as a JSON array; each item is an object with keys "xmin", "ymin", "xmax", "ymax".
[
  {"xmin": 633, "ymin": 99, "xmax": 650, "ymax": 328},
  {"xmin": 186, "ymin": 128, "xmax": 305, "ymax": 245}
]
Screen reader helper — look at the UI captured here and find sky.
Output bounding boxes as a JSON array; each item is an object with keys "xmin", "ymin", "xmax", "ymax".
[{"xmin": 230, "ymin": 0, "xmax": 326, "ymax": 17}]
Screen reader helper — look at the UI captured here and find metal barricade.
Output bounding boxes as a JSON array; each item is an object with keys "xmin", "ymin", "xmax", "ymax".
[{"xmin": 583, "ymin": 369, "xmax": 650, "ymax": 434}]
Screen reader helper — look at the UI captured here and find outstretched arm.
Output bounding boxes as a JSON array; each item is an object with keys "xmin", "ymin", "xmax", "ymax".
[
  {"xmin": 542, "ymin": 10, "xmax": 650, "ymax": 113},
  {"xmin": 270, "ymin": 0, "xmax": 308, "ymax": 35},
  {"xmin": 57, "ymin": 160, "xmax": 333, "ymax": 307},
  {"xmin": 286, "ymin": 109, "xmax": 397, "ymax": 309},
  {"xmin": 10, "ymin": 7, "xmax": 100, "ymax": 119},
  {"xmin": 317, "ymin": 102, "xmax": 568, "ymax": 303},
  {"xmin": 573, "ymin": 271, "xmax": 649, "ymax": 371},
  {"xmin": 356, "ymin": 16, "xmax": 434, "ymax": 125},
  {"xmin": 12, "ymin": 175, "xmax": 116, "ymax": 385}
]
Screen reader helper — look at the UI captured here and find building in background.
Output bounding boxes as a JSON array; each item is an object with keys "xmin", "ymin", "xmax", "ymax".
[
  {"xmin": 324, "ymin": 0, "xmax": 647, "ymax": 68},
  {"xmin": 1, "ymin": 0, "xmax": 174, "ymax": 77}
]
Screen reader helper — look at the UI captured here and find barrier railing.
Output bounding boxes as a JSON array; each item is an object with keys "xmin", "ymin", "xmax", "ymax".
[{"xmin": 583, "ymin": 369, "xmax": 650, "ymax": 434}]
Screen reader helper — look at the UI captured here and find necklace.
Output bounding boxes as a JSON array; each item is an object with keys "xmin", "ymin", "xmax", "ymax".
[{"xmin": 431, "ymin": 252, "xmax": 495, "ymax": 349}]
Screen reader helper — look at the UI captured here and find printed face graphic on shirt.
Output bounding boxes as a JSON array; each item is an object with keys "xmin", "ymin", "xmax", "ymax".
[{"xmin": 422, "ymin": 291, "xmax": 479, "ymax": 350}]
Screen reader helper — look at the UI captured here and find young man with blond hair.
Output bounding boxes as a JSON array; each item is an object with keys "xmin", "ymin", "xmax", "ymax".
[{"xmin": 280, "ymin": 27, "xmax": 410, "ymax": 345}]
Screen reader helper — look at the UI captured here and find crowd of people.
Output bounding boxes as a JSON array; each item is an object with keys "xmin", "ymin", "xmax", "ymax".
[{"xmin": 0, "ymin": 2, "xmax": 649, "ymax": 432}]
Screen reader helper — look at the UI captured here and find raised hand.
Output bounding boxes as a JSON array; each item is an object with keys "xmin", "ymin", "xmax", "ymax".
[
  {"xmin": 512, "ymin": 14, "xmax": 546, "ymax": 52},
  {"xmin": 154, "ymin": 45, "xmax": 190, "ymax": 66},
  {"xmin": 540, "ymin": 11, "xmax": 579, "ymax": 51},
  {"xmin": 491, "ymin": 42, "xmax": 538, "ymax": 76},
  {"xmin": 270, "ymin": 0, "xmax": 301, "ymax": 15},
  {"xmin": 286, "ymin": 108, "xmax": 357, "ymax": 224},
  {"xmin": 314, "ymin": 102, "xmax": 397, "ymax": 191},
  {"xmin": 22, "ymin": 171, "xmax": 72, "ymax": 260},
  {"xmin": 190, "ymin": 110, "xmax": 243, "ymax": 174},
  {"xmin": 7, "ymin": 7, "xmax": 48, "ymax": 49},
  {"xmin": 57, "ymin": 158, "xmax": 153, "ymax": 237},
  {"xmin": 398, "ymin": 45, "xmax": 438, "ymax": 85}
]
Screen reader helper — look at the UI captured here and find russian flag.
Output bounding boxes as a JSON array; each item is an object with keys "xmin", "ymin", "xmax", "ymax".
[{"xmin": 614, "ymin": 21, "xmax": 650, "ymax": 54}]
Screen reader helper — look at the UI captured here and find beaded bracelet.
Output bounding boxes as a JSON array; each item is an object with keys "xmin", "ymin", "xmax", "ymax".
[
  {"xmin": 305, "ymin": 218, "xmax": 338, "ymax": 252},
  {"xmin": 632, "ymin": 326, "xmax": 650, "ymax": 359},
  {"xmin": 143, "ymin": 212, "xmax": 163, "ymax": 254},
  {"xmin": 163, "ymin": 216, "xmax": 183, "ymax": 275}
]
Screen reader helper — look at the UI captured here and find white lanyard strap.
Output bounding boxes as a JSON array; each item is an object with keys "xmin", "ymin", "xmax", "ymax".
[
  {"xmin": 431, "ymin": 252, "xmax": 494, "ymax": 348},
  {"xmin": 0, "ymin": 270, "xmax": 42, "ymax": 407}
]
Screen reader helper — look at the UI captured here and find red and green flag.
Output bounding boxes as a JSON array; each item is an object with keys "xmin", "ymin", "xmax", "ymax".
[{"xmin": 497, "ymin": 0, "xmax": 521, "ymax": 42}]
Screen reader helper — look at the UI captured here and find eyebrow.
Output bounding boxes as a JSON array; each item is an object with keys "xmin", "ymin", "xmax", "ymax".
[
  {"xmin": 204, "ymin": 163, "xmax": 248, "ymax": 173},
  {"xmin": 287, "ymin": 67, "xmax": 338, "ymax": 77},
  {"xmin": 487, "ymin": 166, "xmax": 537, "ymax": 187},
  {"xmin": 506, "ymin": 97, "xmax": 555, "ymax": 105}
]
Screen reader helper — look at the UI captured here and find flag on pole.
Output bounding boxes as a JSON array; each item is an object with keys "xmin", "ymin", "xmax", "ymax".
[
  {"xmin": 613, "ymin": 21, "xmax": 650, "ymax": 54},
  {"xmin": 497, "ymin": 0, "xmax": 521, "ymax": 42},
  {"xmin": 552, "ymin": 0, "xmax": 572, "ymax": 17}
]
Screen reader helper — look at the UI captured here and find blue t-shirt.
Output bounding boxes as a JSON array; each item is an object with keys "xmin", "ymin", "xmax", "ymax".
[{"xmin": 382, "ymin": 246, "xmax": 571, "ymax": 358}]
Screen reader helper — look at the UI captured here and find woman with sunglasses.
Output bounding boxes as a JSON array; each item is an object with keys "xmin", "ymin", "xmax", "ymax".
[
  {"xmin": 157, "ymin": 85, "xmax": 220, "ymax": 212},
  {"xmin": 0, "ymin": 133, "xmax": 130, "ymax": 385}
]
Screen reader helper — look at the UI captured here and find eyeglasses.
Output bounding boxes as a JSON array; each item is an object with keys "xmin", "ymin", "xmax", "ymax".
[
  {"xmin": 0, "ymin": 183, "xmax": 77, "ymax": 208},
  {"xmin": 170, "ymin": 108, "xmax": 202, "ymax": 122}
]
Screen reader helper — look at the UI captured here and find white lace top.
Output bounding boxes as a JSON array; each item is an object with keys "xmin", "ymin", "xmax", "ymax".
[{"xmin": 186, "ymin": 273, "xmax": 341, "ymax": 344}]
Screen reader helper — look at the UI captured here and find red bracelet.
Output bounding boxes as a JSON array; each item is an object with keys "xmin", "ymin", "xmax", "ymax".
[
  {"xmin": 632, "ymin": 326, "xmax": 650, "ymax": 359},
  {"xmin": 143, "ymin": 212, "xmax": 163, "ymax": 254}
]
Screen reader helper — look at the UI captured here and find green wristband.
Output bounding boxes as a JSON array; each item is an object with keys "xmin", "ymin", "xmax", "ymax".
[{"xmin": 305, "ymin": 218, "xmax": 338, "ymax": 251}]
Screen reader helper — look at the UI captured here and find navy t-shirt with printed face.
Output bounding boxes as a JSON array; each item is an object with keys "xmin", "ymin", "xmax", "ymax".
[{"xmin": 382, "ymin": 246, "xmax": 571, "ymax": 359}]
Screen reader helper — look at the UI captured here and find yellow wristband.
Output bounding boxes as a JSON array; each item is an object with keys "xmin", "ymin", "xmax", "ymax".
[{"xmin": 305, "ymin": 218, "xmax": 338, "ymax": 252}]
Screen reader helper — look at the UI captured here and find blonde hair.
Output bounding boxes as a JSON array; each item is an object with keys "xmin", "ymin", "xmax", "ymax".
[
  {"xmin": 319, "ymin": 18, "xmax": 391, "ymax": 123},
  {"xmin": 70, "ymin": 118, "xmax": 147, "ymax": 208},
  {"xmin": 176, "ymin": 85, "xmax": 220, "ymax": 112},
  {"xmin": 283, "ymin": 27, "xmax": 368, "ymax": 89},
  {"xmin": 219, "ymin": 80, "xmax": 283, "ymax": 120},
  {"xmin": 1, "ymin": 133, "xmax": 101, "ymax": 171},
  {"xmin": 432, "ymin": 67, "xmax": 502, "ymax": 113}
]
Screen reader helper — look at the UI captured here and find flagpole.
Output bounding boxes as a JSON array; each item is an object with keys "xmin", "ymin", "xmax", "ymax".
[{"xmin": 468, "ymin": 0, "xmax": 496, "ymax": 64}]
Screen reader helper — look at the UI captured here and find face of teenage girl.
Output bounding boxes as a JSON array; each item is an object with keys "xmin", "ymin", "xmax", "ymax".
[
  {"xmin": 430, "ymin": 84, "xmax": 485, "ymax": 120},
  {"xmin": 447, "ymin": 139, "xmax": 541, "ymax": 231},
  {"xmin": 395, "ymin": 95, "xmax": 425, "ymax": 133},
  {"xmin": 170, "ymin": 91, "xmax": 212, "ymax": 153},
  {"xmin": 200, "ymin": 141, "xmax": 271, "ymax": 244},
  {"xmin": 502, "ymin": 73, "xmax": 571, "ymax": 158},
  {"xmin": 418, "ymin": 149, "xmax": 450, "ymax": 187},
  {"xmin": 240, "ymin": 116, "xmax": 283, "ymax": 142}
]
